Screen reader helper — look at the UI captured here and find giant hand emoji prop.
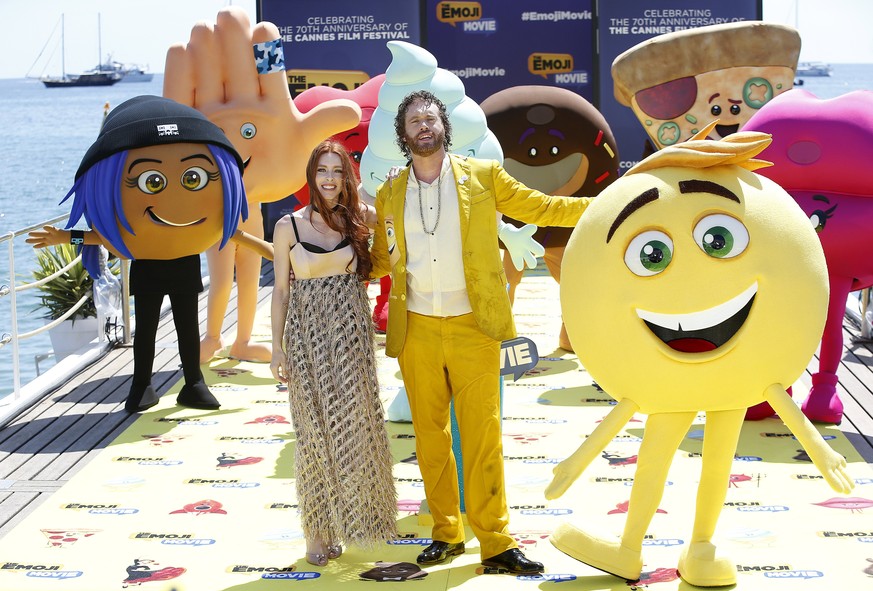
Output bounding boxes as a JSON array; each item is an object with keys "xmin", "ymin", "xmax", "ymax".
[
  {"xmin": 743, "ymin": 89, "xmax": 873, "ymax": 424},
  {"xmin": 164, "ymin": 7, "xmax": 361, "ymax": 362},
  {"xmin": 546, "ymin": 122, "xmax": 854, "ymax": 587}
]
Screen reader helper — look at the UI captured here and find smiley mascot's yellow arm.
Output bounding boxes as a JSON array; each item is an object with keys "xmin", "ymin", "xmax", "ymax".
[
  {"xmin": 545, "ymin": 398, "xmax": 640, "ymax": 500},
  {"xmin": 763, "ymin": 383, "xmax": 854, "ymax": 494}
]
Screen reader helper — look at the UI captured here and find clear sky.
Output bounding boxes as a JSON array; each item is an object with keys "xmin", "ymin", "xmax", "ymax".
[
  {"xmin": 0, "ymin": 0, "xmax": 870, "ymax": 80},
  {"xmin": 2, "ymin": 0, "xmax": 258, "ymax": 80}
]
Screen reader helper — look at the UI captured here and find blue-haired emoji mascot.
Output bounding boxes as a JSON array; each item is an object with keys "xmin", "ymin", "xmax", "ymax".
[{"xmin": 27, "ymin": 95, "xmax": 267, "ymax": 413}]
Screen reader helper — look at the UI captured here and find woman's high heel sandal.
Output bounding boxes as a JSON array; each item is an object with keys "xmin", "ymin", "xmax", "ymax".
[
  {"xmin": 327, "ymin": 545, "xmax": 343, "ymax": 559},
  {"xmin": 306, "ymin": 539, "xmax": 329, "ymax": 567},
  {"xmin": 306, "ymin": 552, "xmax": 328, "ymax": 567}
]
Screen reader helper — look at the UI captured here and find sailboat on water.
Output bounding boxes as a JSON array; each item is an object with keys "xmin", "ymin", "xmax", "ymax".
[
  {"xmin": 95, "ymin": 57, "xmax": 154, "ymax": 83},
  {"xmin": 37, "ymin": 14, "xmax": 120, "ymax": 88},
  {"xmin": 789, "ymin": 0, "xmax": 833, "ymax": 78}
]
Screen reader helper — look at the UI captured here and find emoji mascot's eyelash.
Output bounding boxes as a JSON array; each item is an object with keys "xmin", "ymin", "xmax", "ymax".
[{"xmin": 124, "ymin": 176, "xmax": 138, "ymax": 188}]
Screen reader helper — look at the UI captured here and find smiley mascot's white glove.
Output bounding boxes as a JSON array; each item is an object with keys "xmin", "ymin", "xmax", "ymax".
[{"xmin": 498, "ymin": 220, "xmax": 544, "ymax": 271}]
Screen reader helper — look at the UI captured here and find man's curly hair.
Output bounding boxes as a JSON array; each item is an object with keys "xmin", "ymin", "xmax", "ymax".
[{"xmin": 394, "ymin": 90, "xmax": 453, "ymax": 160}]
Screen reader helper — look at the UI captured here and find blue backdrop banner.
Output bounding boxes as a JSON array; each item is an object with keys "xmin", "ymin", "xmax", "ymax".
[
  {"xmin": 258, "ymin": 0, "xmax": 422, "ymax": 97},
  {"xmin": 257, "ymin": 0, "xmax": 764, "ymax": 171},
  {"xmin": 423, "ymin": 0, "xmax": 595, "ymax": 104}
]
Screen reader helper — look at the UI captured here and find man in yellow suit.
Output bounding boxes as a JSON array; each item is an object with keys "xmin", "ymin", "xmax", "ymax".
[{"xmin": 370, "ymin": 90, "xmax": 591, "ymax": 574}]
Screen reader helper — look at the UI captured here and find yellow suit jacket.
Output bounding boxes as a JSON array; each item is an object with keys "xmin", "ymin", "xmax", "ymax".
[{"xmin": 371, "ymin": 154, "xmax": 591, "ymax": 358}]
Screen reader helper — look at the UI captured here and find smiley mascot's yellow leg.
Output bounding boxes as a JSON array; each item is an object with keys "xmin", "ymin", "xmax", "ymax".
[
  {"xmin": 552, "ymin": 411, "xmax": 695, "ymax": 581},
  {"xmin": 677, "ymin": 408, "xmax": 744, "ymax": 587}
]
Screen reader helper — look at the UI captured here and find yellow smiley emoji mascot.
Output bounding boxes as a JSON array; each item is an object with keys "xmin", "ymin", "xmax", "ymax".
[{"xmin": 546, "ymin": 122, "xmax": 855, "ymax": 587}]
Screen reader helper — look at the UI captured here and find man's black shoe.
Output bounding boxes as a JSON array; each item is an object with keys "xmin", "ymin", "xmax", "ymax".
[
  {"xmin": 481, "ymin": 548, "xmax": 544, "ymax": 574},
  {"xmin": 416, "ymin": 541, "xmax": 465, "ymax": 565}
]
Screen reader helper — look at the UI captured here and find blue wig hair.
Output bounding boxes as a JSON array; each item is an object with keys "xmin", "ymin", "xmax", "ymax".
[{"xmin": 63, "ymin": 145, "xmax": 247, "ymax": 277}]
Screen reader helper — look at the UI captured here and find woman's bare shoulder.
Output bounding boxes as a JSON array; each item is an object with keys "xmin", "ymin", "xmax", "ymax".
[
  {"xmin": 273, "ymin": 213, "xmax": 300, "ymax": 241},
  {"xmin": 272, "ymin": 214, "xmax": 289, "ymax": 229}
]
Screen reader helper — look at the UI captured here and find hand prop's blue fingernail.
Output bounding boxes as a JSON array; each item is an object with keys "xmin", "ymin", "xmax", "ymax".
[{"xmin": 253, "ymin": 39, "xmax": 285, "ymax": 74}]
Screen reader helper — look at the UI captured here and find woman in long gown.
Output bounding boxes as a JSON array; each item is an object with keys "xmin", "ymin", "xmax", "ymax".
[{"xmin": 269, "ymin": 141, "xmax": 397, "ymax": 566}]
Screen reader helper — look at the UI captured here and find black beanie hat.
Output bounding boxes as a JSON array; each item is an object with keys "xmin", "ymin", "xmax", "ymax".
[{"xmin": 75, "ymin": 95, "xmax": 244, "ymax": 179}]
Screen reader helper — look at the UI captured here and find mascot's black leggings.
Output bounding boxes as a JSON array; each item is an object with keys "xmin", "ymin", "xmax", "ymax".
[{"xmin": 130, "ymin": 292, "xmax": 203, "ymax": 392}]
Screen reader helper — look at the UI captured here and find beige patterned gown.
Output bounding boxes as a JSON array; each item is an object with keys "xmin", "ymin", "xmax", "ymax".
[{"xmin": 282, "ymin": 235, "xmax": 397, "ymax": 549}]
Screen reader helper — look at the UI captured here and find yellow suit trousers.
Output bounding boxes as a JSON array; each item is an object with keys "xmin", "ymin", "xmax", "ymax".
[{"xmin": 398, "ymin": 311, "xmax": 516, "ymax": 559}]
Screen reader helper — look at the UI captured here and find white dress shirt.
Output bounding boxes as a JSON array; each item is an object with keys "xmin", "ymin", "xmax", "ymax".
[{"xmin": 404, "ymin": 156, "xmax": 472, "ymax": 317}]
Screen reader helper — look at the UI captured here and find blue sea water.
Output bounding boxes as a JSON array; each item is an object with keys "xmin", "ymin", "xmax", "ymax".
[{"xmin": 1, "ymin": 65, "xmax": 872, "ymax": 399}]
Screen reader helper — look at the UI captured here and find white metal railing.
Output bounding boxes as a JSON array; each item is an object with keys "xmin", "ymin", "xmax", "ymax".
[
  {"xmin": 0, "ymin": 214, "xmax": 132, "ymax": 422},
  {"xmin": 18, "ymin": 256, "xmax": 92, "ymax": 338}
]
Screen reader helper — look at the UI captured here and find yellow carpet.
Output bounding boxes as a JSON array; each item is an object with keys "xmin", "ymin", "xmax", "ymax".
[{"xmin": 0, "ymin": 271, "xmax": 870, "ymax": 590}]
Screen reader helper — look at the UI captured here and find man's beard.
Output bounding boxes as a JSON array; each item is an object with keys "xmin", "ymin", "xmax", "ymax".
[{"xmin": 407, "ymin": 130, "xmax": 444, "ymax": 157}]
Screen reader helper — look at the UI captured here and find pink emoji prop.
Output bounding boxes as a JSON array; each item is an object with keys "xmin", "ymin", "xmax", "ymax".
[{"xmin": 744, "ymin": 89, "xmax": 873, "ymax": 424}]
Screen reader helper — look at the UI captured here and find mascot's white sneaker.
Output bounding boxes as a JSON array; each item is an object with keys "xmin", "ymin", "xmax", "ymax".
[
  {"xmin": 677, "ymin": 541, "xmax": 736, "ymax": 587},
  {"xmin": 550, "ymin": 523, "xmax": 643, "ymax": 581}
]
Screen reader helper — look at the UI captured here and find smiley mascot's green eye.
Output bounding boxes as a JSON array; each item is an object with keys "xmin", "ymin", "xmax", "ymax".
[
  {"xmin": 701, "ymin": 226, "xmax": 734, "ymax": 257},
  {"xmin": 639, "ymin": 240, "xmax": 672, "ymax": 271},
  {"xmin": 693, "ymin": 214, "xmax": 749, "ymax": 259},
  {"xmin": 625, "ymin": 230, "xmax": 674, "ymax": 276}
]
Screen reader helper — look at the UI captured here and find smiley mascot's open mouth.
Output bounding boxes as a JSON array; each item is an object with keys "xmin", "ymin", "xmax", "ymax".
[{"xmin": 636, "ymin": 283, "xmax": 757, "ymax": 353}]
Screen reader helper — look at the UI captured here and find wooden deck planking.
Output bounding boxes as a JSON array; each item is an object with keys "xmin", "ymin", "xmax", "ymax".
[
  {"xmin": 0, "ymin": 490, "xmax": 40, "ymax": 537},
  {"xmin": 0, "ymin": 265, "xmax": 274, "ymax": 536},
  {"xmin": 0, "ymin": 329, "xmax": 178, "ymax": 481},
  {"xmin": 824, "ymin": 321, "xmax": 873, "ymax": 461}
]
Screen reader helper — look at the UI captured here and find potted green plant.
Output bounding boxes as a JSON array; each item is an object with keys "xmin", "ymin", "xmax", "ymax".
[
  {"xmin": 31, "ymin": 244, "xmax": 103, "ymax": 360},
  {"xmin": 33, "ymin": 243, "xmax": 97, "ymax": 321}
]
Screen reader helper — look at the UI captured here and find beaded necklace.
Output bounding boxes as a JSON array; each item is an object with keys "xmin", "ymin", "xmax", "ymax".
[{"xmin": 417, "ymin": 174, "xmax": 442, "ymax": 235}]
